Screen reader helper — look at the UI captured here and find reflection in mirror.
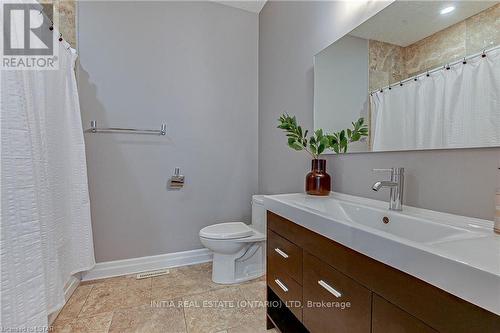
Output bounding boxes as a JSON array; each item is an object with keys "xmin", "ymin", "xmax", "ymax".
[{"xmin": 314, "ymin": 1, "xmax": 500, "ymax": 153}]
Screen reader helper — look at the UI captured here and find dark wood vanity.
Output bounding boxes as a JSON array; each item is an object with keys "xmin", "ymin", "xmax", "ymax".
[{"xmin": 266, "ymin": 211, "xmax": 500, "ymax": 333}]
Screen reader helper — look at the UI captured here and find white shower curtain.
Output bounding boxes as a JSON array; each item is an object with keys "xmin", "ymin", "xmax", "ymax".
[
  {"xmin": 0, "ymin": 4, "xmax": 95, "ymax": 328},
  {"xmin": 371, "ymin": 47, "xmax": 500, "ymax": 151}
]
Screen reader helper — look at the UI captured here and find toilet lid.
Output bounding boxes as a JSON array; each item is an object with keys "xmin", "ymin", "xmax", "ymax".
[{"xmin": 200, "ymin": 222, "xmax": 253, "ymax": 240}]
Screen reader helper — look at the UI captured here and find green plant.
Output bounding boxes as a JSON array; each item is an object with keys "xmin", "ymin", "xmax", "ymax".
[
  {"xmin": 277, "ymin": 114, "xmax": 329, "ymax": 159},
  {"xmin": 327, "ymin": 118, "xmax": 369, "ymax": 153},
  {"xmin": 277, "ymin": 114, "xmax": 368, "ymax": 157}
]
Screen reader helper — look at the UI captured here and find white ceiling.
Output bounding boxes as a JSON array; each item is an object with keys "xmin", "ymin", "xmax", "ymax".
[
  {"xmin": 214, "ymin": 0, "xmax": 267, "ymax": 13},
  {"xmin": 350, "ymin": 1, "xmax": 498, "ymax": 47}
]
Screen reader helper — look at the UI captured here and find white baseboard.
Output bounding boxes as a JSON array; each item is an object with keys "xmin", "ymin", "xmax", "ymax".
[
  {"xmin": 48, "ymin": 274, "xmax": 81, "ymax": 325},
  {"xmin": 64, "ymin": 274, "xmax": 81, "ymax": 300},
  {"xmin": 81, "ymin": 248, "xmax": 213, "ymax": 281}
]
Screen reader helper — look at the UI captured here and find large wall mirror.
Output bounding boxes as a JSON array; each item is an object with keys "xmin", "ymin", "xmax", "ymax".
[{"xmin": 314, "ymin": 1, "xmax": 499, "ymax": 153}]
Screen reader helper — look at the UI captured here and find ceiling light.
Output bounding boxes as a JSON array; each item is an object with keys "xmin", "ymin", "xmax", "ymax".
[{"xmin": 440, "ymin": 6, "xmax": 455, "ymax": 15}]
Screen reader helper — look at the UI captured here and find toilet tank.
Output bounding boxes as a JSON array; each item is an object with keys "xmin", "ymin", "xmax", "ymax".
[{"xmin": 251, "ymin": 195, "xmax": 266, "ymax": 233}]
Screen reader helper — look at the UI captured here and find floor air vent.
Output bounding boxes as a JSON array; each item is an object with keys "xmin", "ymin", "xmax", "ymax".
[{"xmin": 136, "ymin": 269, "xmax": 169, "ymax": 279}]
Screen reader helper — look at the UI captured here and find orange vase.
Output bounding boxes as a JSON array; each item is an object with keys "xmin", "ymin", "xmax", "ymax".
[{"xmin": 305, "ymin": 159, "xmax": 331, "ymax": 196}]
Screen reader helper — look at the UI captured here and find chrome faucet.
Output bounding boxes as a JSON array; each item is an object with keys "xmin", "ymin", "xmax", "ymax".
[{"xmin": 372, "ymin": 168, "xmax": 404, "ymax": 211}]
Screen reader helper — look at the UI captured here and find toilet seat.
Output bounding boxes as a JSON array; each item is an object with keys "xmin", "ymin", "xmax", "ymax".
[
  {"xmin": 199, "ymin": 222, "xmax": 253, "ymax": 240},
  {"xmin": 232, "ymin": 231, "xmax": 265, "ymax": 242}
]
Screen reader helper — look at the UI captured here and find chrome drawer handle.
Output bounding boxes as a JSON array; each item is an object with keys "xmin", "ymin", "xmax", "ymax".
[
  {"xmin": 318, "ymin": 280, "xmax": 342, "ymax": 298},
  {"xmin": 275, "ymin": 279, "xmax": 289, "ymax": 292},
  {"xmin": 274, "ymin": 248, "xmax": 289, "ymax": 258}
]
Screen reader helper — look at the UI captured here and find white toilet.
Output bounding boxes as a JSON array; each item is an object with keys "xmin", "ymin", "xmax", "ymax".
[{"xmin": 199, "ymin": 195, "xmax": 266, "ymax": 284}]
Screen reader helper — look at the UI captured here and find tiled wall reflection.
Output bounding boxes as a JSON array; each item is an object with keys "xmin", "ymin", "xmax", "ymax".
[
  {"xmin": 369, "ymin": 4, "xmax": 499, "ymax": 91},
  {"xmin": 40, "ymin": 0, "xmax": 76, "ymax": 47}
]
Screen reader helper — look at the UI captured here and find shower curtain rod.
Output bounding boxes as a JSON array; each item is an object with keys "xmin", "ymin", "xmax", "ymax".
[{"xmin": 371, "ymin": 44, "xmax": 500, "ymax": 95}]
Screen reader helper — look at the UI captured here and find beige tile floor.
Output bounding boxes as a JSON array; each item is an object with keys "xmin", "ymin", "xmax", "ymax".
[{"xmin": 51, "ymin": 263, "xmax": 276, "ymax": 333}]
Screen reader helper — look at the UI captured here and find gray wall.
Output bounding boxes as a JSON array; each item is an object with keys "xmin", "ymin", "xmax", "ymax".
[
  {"xmin": 259, "ymin": 0, "xmax": 499, "ymax": 220},
  {"xmin": 78, "ymin": 1, "xmax": 258, "ymax": 262},
  {"xmin": 314, "ymin": 35, "xmax": 369, "ymax": 153}
]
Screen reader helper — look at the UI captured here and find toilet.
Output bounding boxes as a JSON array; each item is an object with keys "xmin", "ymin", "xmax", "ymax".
[{"xmin": 199, "ymin": 195, "xmax": 266, "ymax": 284}]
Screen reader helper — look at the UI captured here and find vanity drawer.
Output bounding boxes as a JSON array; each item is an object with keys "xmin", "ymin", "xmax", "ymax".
[
  {"xmin": 302, "ymin": 252, "xmax": 371, "ymax": 333},
  {"xmin": 267, "ymin": 229, "xmax": 302, "ymax": 284},
  {"xmin": 372, "ymin": 294, "xmax": 437, "ymax": 333},
  {"xmin": 267, "ymin": 268, "xmax": 303, "ymax": 321}
]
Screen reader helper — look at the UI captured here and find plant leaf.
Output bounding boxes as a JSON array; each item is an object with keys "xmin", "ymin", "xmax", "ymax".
[{"xmin": 318, "ymin": 143, "xmax": 325, "ymax": 155}]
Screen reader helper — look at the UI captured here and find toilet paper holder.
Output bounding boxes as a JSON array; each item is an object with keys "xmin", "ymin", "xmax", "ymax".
[{"xmin": 169, "ymin": 168, "xmax": 184, "ymax": 189}]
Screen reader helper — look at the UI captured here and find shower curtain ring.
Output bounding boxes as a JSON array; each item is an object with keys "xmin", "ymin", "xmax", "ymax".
[
  {"xmin": 58, "ymin": 33, "xmax": 63, "ymax": 42},
  {"xmin": 482, "ymin": 50, "xmax": 486, "ymax": 58},
  {"xmin": 463, "ymin": 57, "xmax": 467, "ymax": 64}
]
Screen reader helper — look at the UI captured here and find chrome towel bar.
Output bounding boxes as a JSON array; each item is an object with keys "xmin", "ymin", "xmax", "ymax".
[{"xmin": 87, "ymin": 120, "xmax": 166, "ymax": 136}]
